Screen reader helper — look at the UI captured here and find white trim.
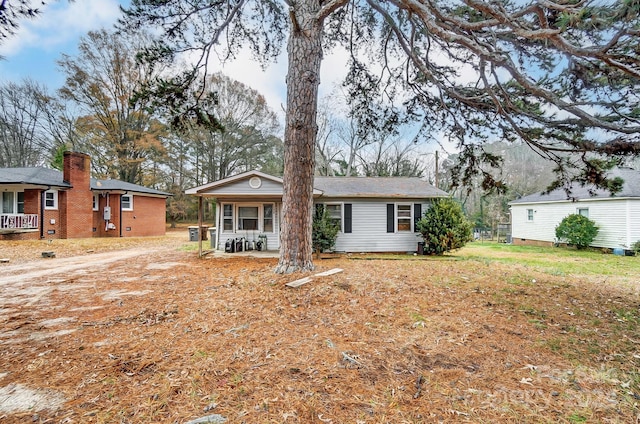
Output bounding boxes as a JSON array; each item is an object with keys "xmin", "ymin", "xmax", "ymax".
[
  {"xmin": 44, "ymin": 190, "xmax": 58, "ymax": 210},
  {"xmin": 249, "ymin": 177, "xmax": 262, "ymax": 189},
  {"xmin": 121, "ymin": 194, "xmax": 133, "ymax": 211},
  {"xmin": 527, "ymin": 208, "xmax": 534, "ymax": 222},
  {"xmin": 395, "ymin": 203, "xmax": 413, "ymax": 232},
  {"xmin": 93, "ymin": 194, "xmax": 99, "ymax": 211},
  {"xmin": 1, "ymin": 191, "xmax": 24, "ymax": 214},
  {"xmin": 324, "ymin": 202, "xmax": 344, "ymax": 233}
]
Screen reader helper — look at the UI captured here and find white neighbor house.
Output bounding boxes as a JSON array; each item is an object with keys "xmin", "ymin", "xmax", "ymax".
[
  {"xmin": 186, "ymin": 170, "xmax": 449, "ymax": 252},
  {"xmin": 509, "ymin": 168, "xmax": 640, "ymax": 251}
]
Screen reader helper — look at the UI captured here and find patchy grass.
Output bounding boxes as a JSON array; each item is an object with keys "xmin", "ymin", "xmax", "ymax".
[{"xmin": 0, "ymin": 238, "xmax": 639, "ymax": 423}]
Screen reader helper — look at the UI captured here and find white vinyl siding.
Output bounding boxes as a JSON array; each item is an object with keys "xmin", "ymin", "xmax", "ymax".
[
  {"xmin": 326, "ymin": 198, "xmax": 429, "ymax": 253},
  {"xmin": 511, "ymin": 199, "xmax": 636, "ymax": 249}
]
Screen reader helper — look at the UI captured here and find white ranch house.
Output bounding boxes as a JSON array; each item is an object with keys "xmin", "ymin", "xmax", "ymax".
[
  {"xmin": 509, "ymin": 168, "xmax": 640, "ymax": 251},
  {"xmin": 186, "ymin": 170, "xmax": 449, "ymax": 253}
]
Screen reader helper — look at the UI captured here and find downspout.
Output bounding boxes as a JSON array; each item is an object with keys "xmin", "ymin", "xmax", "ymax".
[
  {"xmin": 39, "ymin": 186, "xmax": 50, "ymax": 239},
  {"xmin": 119, "ymin": 191, "xmax": 126, "ymax": 237}
]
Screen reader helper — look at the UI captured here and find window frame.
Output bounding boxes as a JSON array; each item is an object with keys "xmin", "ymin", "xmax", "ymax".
[
  {"xmin": 1, "ymin": 191, "xmax": 15, "ymax": 214},
  {"xmin": 526, "ymin": 209, "xmax": 534, "ymax": 222},
  {"xmin": 44, "ymin": 190, "xmax": 58, "ymax": 210},
  {"xmin": 121, "ymin": 194, "xmax": 133, "ymax": 211},
  {"xmin": 237, "ymin": 204, "xmax": 260, "ymax": 231},
  {"xmin": 92, "ymin": 194, "xmax": 99, "ymax": 211},
  {"xmin": 396, "ymin": 203, "xmax": 413, "ymax": 232},
  {"xmin": 577, "ymin": 207, "xmax": 589, "ymax": 218},
  {"xmin": 263, "ymin": 203, "xmax": 274, "ymax": 233},
  {"xmin": 325, "ymin": 203, "xmax": 343, "ymax": 233},
  {"xmin": 17, "ymin": 191, "xmax": 24, "ymax": 214},
  {"xmin": 222, "ymin": 203, "xmax": 234, "ymax": 231}
]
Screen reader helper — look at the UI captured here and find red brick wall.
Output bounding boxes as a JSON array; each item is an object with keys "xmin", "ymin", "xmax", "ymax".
[
  {"xmin": 61, "ymin": 152, "xmax": 93, "ymax": 239},
  {"xmin": 512, "ymin": 238, "xmax": 554, "ymax": 248},
  {"xmin": 121, "ymin": 196, "xmax": 167, "ymax": 237},
  {"xmin": 92, "ymin": 193, "xmax": 121, "ymax": 238}
]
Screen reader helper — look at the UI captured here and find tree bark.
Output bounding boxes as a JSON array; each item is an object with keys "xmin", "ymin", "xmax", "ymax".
[{"xmin": 275, "ymin": 0, "xmax": 323, "ymax": 274}]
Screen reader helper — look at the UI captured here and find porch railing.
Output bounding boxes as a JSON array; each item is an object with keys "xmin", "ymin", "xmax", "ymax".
[{"xmin": 0, "ymin": 214, "xmax": 39, "ymax": 230}]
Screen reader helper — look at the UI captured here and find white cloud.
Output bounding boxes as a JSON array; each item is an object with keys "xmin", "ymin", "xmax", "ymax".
[{"xmin": 0, "ymin": 0, "xmax": 122, "ymax": 56}]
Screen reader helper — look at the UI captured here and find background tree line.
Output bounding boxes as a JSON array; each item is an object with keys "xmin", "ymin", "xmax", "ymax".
[{"xmin": 3, "ymin": 21, "xmax": 638, "ymax": 232}]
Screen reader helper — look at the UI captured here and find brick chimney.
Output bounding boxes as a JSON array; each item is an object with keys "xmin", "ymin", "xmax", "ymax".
[{"xmin": 60, "ymin": 152, "xmax": 93, "ymax": 238}]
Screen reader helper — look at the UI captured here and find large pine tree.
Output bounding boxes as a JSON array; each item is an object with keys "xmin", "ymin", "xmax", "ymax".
[{"xmin": 119, "ymin": 0, "xmax": 640, "ymax": 272}]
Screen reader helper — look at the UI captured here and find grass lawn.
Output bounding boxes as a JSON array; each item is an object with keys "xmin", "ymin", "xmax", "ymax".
[{"xmin": 0, "ymin": 237, "xmax": 639, "ymax": 423}]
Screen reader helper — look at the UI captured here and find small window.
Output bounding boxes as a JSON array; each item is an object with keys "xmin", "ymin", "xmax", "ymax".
[
  {"xmin": 577, "ymin": 208, "xmax": 589, "ymax": 218},
  {"xmin": 17, "ymin": 192, "xmax": 24, "ymax": 214},
  {"xmin": 397, "ymin": 204, "xmax": 412, "ymax": 232},
  {"xmin": 263, "ymin": 204, "xmax": 274, "ymax": 232},
  {"xmin": 44, "ymin": 190, "xmax": 58, "ymax": 210},
  {"xmin": 527, "ymin": 209, "xmax": 534, "ymax": 221},
  {"xmin": 326, "ymin": 203, "xmax": 343, "ymax": 232},
  {"xmin": 92, "ymin": 194, "xmax": 99, "ymax": 211},
  {"xmin": 121, "ymin": 194, "xmax": 133, "ymax": 211},
  {"xmin": 223, "ymin": 204, "xmax": 234, "ymax": 231}
]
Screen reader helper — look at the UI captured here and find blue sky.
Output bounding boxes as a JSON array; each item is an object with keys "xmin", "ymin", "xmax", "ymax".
[
  {"xmin": 0, "ymin": 0, "xmax": 351, "ymax": 122},
  {"xmin": 0, "ymin": 0, "xmax": 123, "ymax": 88}
]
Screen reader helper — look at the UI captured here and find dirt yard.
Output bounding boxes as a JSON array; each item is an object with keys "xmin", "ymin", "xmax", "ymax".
[{"xmin": 0, "ymin": 231, "xmax": 639, "ymax": 423}]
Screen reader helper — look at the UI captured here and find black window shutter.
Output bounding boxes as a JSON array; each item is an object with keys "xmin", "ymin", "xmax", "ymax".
[
  {"xmin": 414, "ymin": 203, "xmax": 422, "ymax": 232},
  {"xmin": 344, "ymin": 203, "xmax": 352, "ymax": 233},
  {"xmin": 387, "ymin": 204, "xmax": 395, "ymax": 233}
]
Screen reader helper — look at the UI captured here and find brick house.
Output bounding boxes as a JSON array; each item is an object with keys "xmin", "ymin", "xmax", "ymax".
[{"xmin": 0, "ymin": 152, "xmax": 171, "ymax": 240}]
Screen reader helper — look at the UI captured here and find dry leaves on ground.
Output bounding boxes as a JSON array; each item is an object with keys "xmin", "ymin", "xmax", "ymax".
[{"xmin": 0, "ymin": 235, "xmax": 639, "ymax": 423}]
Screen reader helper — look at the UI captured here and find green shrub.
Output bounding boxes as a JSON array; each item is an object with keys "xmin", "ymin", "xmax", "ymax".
[
  {"xmin": 632, "ymin": 240, "xmax": 640, "ymax": 254},
  {"xmin": 555, "ymin": 214, "xmax": 599, "ymax": 249},
  {"xmin": 312, "ymin": 206, "xmax": 340, "ymax": 256},
  {"xmin": 416, "ymin": 198, "xmax": 473, "ymax": 255}
]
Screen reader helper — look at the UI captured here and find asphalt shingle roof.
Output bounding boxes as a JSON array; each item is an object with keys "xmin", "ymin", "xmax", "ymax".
[
  {"xmin": 0, "ymin": 167, "xmax": 170, "ymax": 196},
  {"xmin": 313, "ymin": 176, "xmax": 449, "ymax": 198},
  {"xmin": 0, "ymin": 167, "xmax": 71, "ymax": 188},
  {"xmin": 510, "ymin": 168, "xmax": 640, "ymax": 204}
]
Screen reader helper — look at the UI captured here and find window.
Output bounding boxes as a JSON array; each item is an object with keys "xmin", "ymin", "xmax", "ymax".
[
  {"xmin": 396, "ymin": 204, "xmax": 412, "ymax": 232},
  {"xmin": 17, "ymin": 192, "xmax": 24, "ymax": 214},
  {"xmin": 326, "ymin": 203, "xmax": 343, "ymax": 231},
  {"xmin": 527, "ymin": 209, "xmax": 534, "ymax": 221},
  {"xmin": 93, "ymin": 194, "xmax": 99, "ymax": 211},
  {"xmin": 223, "ymin": 204, "xmax": 233, "ymax": 231},
  {"xmin": 44, "ymin": 190, "xmax": 58, "ymax": 210},
  {"xmin": 1, "ymin": 192, "xmax": 14, "ymax": 213},
  {"xmin": 121, "ymin": 194, "xmax": 133, "ymax": 211},
  {"xmin": 263, "ymin": 204, "xmax": 274, "ymax": 232},
  {"xmin": 577, "ymin": 208, "xmax": 589, "ymax": 218},
  {"xmin": 238, "ymin": 206, "xmax": 259, "ymax": 230}
]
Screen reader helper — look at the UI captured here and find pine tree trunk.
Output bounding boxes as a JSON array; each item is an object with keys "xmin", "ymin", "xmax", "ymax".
[{"xmin": 275, "ymin": 0, "xmax": 322, "ymax": 274}]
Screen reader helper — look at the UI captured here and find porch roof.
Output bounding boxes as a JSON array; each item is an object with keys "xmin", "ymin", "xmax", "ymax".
[{"xmin": 0, "ymin": 167, "xmax": 170, "ymax": 197}]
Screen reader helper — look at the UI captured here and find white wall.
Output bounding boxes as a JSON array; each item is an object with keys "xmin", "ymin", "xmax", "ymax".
[
  {"xmin": 332, "ymin": 198, "xmax": 428, "ymax": 253},
  {"xmin": 511, "ymin": 198, "xmax": 637, "ymax": 249}
]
